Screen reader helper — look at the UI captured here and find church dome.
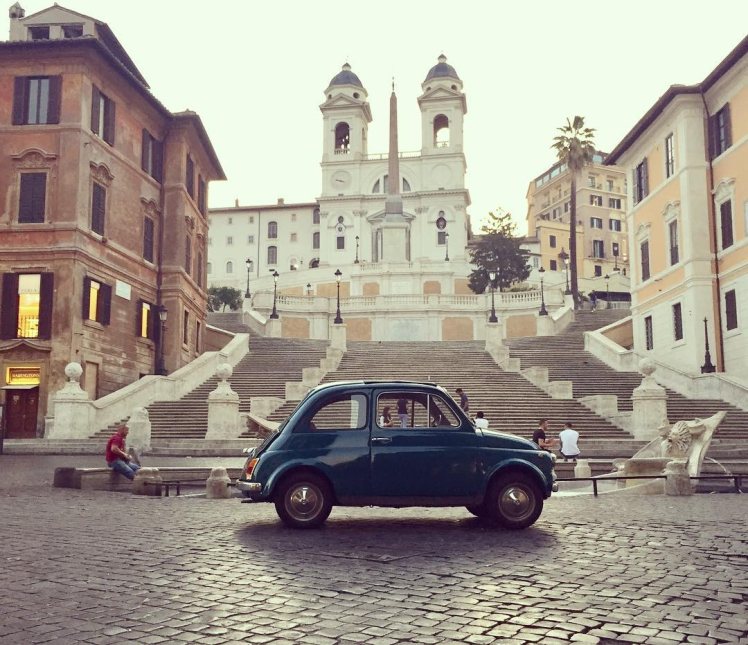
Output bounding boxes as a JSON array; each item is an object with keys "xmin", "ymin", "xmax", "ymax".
[
  {"xmin": 329, "ymin": 63, "xmax": 364, "ymax": 88},
  {"xmin": 424, "ymin": 54, "xmax": 460, "ymax": 82}
]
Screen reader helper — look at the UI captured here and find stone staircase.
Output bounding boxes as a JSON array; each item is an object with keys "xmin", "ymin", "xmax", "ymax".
[
  {"xmin": 506, "ymin": 309, "xmax": 748, "ymax": 444},
  {"xmin": 264, "ymin": 340, "xmax": 639, "ymax": 456},
  {"xmin": 94, "ymin": 334, "xmax": 329, "ymax": 440}
]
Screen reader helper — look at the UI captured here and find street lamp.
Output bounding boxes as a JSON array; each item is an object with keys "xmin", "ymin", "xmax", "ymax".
[
  {"xmin": 538, "ymin": 267, "xmax": 548, "ymax": 316},
  {"xmin": 269, "ymin": 270, "xmax": 279, "ymax": 319},
  {"xmin": 444, "ymin": 232, "xmax": 450, "ymax": 262},
  {"xmin": 604, "ymin": 274, "xmax": 610, "ymax": 309},
  {"xmin": 157, "ymin": 305, "xmax": 168, "ymax": 375},
  {"xmin": 488, "ymin": 270, "xmax": 498, "ymax": 323},
  {"xmin": 333, "ymin": 269, "xmax": 343, "ymax": 324},
  {"xmin": 354, "ymin": 235, "xmax": 360, "ymax": 264},
  {"xmin": 558, "ymin": 248, "xmax": 571, "ymax": 295},
  {"xmin": 701, "ymin": 317, "xmax": 716, "ymax": 373},
  {"xmin": 244, "ymin": 258, "xmax": 253, "ymax": 299}
]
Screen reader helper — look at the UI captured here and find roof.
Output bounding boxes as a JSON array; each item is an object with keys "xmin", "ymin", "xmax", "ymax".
[
  {"xmin": 606, "ymin": 34, "xmax": 748, "ymax": 164},
  {"xmin": 172, "ymin": 111, "xmax": 226, "ymax": 180},
  {"xmin": 424, "ymin": 54, "xmax": 460, "ymax": 82},
  {"xmin": 328, "ymin": 63, "xmax": 364, "ymax": 89}
]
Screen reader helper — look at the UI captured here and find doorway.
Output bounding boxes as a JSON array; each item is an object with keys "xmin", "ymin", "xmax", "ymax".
[{"xmin": 4, "ymin": 387, "xmax": 39, "ymax": 438}]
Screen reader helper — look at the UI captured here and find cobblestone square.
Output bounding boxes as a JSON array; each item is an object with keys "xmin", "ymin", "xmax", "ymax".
[{"xmin": 0, "ymin": 456, "xmax": 747, "ymax": 644}]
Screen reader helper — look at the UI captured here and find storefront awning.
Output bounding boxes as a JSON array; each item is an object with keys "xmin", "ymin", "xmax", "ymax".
[{"xmin": 1, "ymin": 384, "xmax": 39, "ymax": 390}]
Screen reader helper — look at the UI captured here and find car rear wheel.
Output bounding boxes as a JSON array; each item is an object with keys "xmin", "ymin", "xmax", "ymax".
[
  {"xmin": 275, "ymin": 473, "xmax": 332, "ymax": 529},
  {"xmin": 485, "ymin": 473, "xmax": 543, "ymax": 529}
]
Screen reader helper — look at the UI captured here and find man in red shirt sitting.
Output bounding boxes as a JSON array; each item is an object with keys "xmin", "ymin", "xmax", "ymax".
[{"xmin": 105, "ymin": 425, "xmax": 141, "ymax": 480}]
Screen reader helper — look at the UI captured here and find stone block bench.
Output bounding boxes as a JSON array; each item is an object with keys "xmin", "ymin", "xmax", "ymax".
[{"xmin": 53, "ymin": 466, "xmax": 243, "ymax": 492}]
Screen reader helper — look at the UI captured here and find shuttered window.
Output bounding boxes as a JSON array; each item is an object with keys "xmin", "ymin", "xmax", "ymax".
[
  {"xmin": 137, "ymin": 300, "xmax": 156, "ymax": 340},
  {"xmin": 644, "ymin": 315, "xmax": 654, "ymax": 350},
  {"xmin": 709, "ymin": 104, "xmax": 732, "ymax": 159},
  {"xmin": 725, "ymin": 290, "xmax": 738, "ymax": 331},
  {"xmin": 640, "ymin": 241, "xmax": 650, "ymax": 282},
  {"xmin": 672, "ymin": 303, "xmax": 683, "ymax": 341},
  {"xmin": 18, "ymin": 172, "xmax": 47, "ymax": 223},
  {"xmin": 196, "ymin": 252, "xmax": 203, "ymax": 288},
  {"xmin": 143, "ymin": 217, "xmax": 154, "ymax": 263},
  {"xmin": 720, "ymin": 201, "xmax": 734, "ymax": 250},
  {"xmin": 185, "ymin": 155, "xmax": 195, "ymax": 198},
  {"xmin": 0, "ymin": 272, "xmax": 54, "ymax": 340},
  {"xmin": 633, "ymin": 158, "xmax": 649, "ymax": 204},
  {"xmin": 91, "ymin": 182, "xmax": 106, "ymax": 235},
  {"xmin": 141, "ymin": 129, "xmax": 163, "ymax": 182},
  {"xmin": 197, "ymin": 175, "xmax": 206, "ymax": 215},
  {"xmin": 185, "ymin": 237, "xmax": 192, "ymax": 275},
  {"xmin": 91, "ymin": 85, "xmax": 116, "ymax": 145},
  {"xmin": 82, "ymin": 277, "xmax": 112, "ymax": 325},
  {"xmin": 12, "ymin": 76, "xmax": 61, "ymax": 125}
]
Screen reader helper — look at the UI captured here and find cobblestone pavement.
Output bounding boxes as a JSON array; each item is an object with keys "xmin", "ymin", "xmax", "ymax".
[{"xmin": 0, "ymin": 456, "xmax": 747, "ymax": 645}]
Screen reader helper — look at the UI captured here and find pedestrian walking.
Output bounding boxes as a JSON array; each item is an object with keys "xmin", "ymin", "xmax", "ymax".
[
  {"xmin": 590, "ymin": 292, "xmax": 597, "ymax": 311},
  {"xmin": 105, "ymin": 424, "xmax": 141, "ymax": 480},
  {"xmin": 558, "ymin": 421, "xmax": 581, "ymax": 462},
  {"xmin": 455, "ymin": 387, "xmax": 469, "ymax": 414}
]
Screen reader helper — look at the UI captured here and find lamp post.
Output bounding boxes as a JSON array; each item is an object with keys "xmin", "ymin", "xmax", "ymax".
[
  {"xmin": 444, "ymin": 232, "xmax": 450, "ymax": 262},
  {"xmin": 157, "ymin": 305, "xmax": 168, "ymax": 375},
  {"xmin": 269, "ymin": 270, "xmax": 279, "ymax": 319},
  {"xmin": 605, "ymin": 273, "xmax": 610, "ymax": 309},
  {"xmin": 333, "ymin": 269, "xmax": 343, "ymax": 324},
  {"xmin": 538, "ymin": 267, "xmax": 548, "ymax": 316},
  {"xmin": 701, "ymin": 317, "xmax": 716, "ymax": 373},
  {"xmin": 244, "ymin": 258, "xmax": 253, "ymax": 299},
  {"xmin": 306, "ymin": 282, "xmax": 312, "ymax": 296},
  {"xmin": 558, "ymin": 248, "xmax": 571, "ymax": 295},
  {"xmin": 354, "ymin": 235, "xmax": 360, "ymax": 264},
  {"xmin": 488, "ymin": 270, "xmax": 498, "ymax": 323}
]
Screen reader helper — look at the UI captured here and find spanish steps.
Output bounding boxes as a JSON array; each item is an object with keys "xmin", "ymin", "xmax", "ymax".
[{"xmin": 506, "ymin": 309, "xmax": 748, "ymax": 443}]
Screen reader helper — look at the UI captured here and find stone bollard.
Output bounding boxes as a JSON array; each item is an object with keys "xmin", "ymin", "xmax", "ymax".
[
  {"xmin": 664, "ymin": 460, "xmax": 692, "ymax": 496},
  {"xmin": 132, "ymin": 467, "xmax": 163, "ymax": 496},
  {"xmin": 206, "ymin": 467, "xmax": 232, "ymax": 499},
  {"xmin": 574, "ymin": 459, "xmax": 592, "ymax": 479}
]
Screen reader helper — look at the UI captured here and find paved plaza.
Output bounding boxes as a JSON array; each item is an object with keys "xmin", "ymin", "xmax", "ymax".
[{"xmin": 0, "ymin": 456, "xmax": 746, "ymax": 645}]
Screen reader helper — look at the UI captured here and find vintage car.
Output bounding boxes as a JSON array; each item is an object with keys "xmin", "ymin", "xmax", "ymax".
[{"xmin": 237, "ymin": 381, "xmax": 557, "ymax": 529}]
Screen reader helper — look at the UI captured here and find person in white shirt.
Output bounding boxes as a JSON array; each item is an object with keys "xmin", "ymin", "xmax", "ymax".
[
  {"xmin": 558, "ymin": 421, "xmax": 580, "ymax": 462},
  {"xmin": 474, "ymin": 410, "xmax": 489, "ymax": 430}
]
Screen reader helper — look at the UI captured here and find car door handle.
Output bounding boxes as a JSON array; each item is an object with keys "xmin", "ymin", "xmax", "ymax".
[{"xmin": 371, "ymin": 437, "xmax": 392, "ymax": 445}]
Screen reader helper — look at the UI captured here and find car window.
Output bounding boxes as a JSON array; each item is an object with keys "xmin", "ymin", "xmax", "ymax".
[
  {"xmin": 308, "ymin": 393, "xmax": 367, "ymax": 431},
  {"xmin": 377, "ymin": 392, "xmax": 459, "ymax": 429}
]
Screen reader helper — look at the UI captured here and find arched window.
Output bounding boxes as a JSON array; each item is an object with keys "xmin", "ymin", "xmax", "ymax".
[
  {"xmin": 313, "ymin": 231, "xmax": 320, "ymax": 249},
  {"xmin": 372, "ymin": 174, "xmax": 411, "ymax": 193},
  {"xmin": 372, "ymin": 178, "xmax": 380, "ymax": 193},
  {"xmin": 334, "ymin": 122, "xmax": 350, "ymax": 153},
  {"xmin": 434, "ymin": 114, "xmax": 450, "ymax": 147},
  {"xmin": 226, "ymin": 261, "xmax": 233, "ymax": 274},
  {"xmin": 268, "ymin": 246, "xmax": 277, "ymax": 265},
  {"xmin": 268, "ymin": 221, "xmax": 278, "ymax": 239},
  {"xmin": 402, "ymin": 178, "xmax": 411, "ymax": 192},
  {"xmin": 313, "ymin": 208, "xmax": 320, "ymax": 224}
]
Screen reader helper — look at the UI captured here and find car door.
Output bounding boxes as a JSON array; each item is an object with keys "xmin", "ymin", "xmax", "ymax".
[{"xmin": 369, "ymin": 389, "xmax": 482, "ymax": 499}]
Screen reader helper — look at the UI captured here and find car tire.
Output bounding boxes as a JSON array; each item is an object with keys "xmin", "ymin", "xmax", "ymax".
[
  {"xmin": 485, "ymin": 472, "xmax": 543, "ymax": 529},
  {"xmin": 274, "ymin": 473, "xmax": 333, "ymax": 529}
]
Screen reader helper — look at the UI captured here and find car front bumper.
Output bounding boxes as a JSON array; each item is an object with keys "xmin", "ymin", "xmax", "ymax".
[{"xmin": 236, "ymin": 480, "xmax": 262, "ymax": 493}]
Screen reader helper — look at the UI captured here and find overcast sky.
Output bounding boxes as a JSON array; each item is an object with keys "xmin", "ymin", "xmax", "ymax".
[{"xmin": 17, "ymin": 1, "xmax": 748, "ymax": 234}]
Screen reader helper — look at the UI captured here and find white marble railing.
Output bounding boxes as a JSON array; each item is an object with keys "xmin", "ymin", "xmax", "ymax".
[{"xmin": 83, "ymin": 333, "xmax": 250, "ymax": 432}]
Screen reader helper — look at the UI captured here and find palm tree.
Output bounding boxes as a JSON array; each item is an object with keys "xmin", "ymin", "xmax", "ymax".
[{"xmin": 552, "ymin": 116, "xmax": 596, "ymax": 308}]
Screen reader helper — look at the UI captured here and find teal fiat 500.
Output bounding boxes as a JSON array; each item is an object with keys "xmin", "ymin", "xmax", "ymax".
[{"xmin": 237, "ymin": 381, "xmax": 556, "ymax": 529}]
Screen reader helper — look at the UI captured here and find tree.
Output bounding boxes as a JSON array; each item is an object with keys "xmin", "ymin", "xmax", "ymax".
[
  {"xmin": 468, "ymin": 209, "xmax": 530, "ymax": 294},
  {"xmin": 207, "ymin": 286, "xmax": 243, "ymax": 312},
  {"xmin": 552, "ymin": 116, "xmax": 596, "ymax": 308}
]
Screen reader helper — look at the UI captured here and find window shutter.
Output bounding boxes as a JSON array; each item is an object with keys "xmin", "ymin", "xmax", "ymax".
[
  {"xmin": 148, "ymin": 305, "xmax": 156, "ymax": 340},
  {"xmin": 12, "ymin": 76, "xmax": 27, "ymax": 125},
  {"xmin": 723, "ymin": 103, "xmax": 732, "ymax": 149},
  {"xmin": 91, "ymin": 85, "xmax": 100, "ymax": 133},
  {"xmin": 641, "ymin": 158, "xmax": 649, "ymax": 197},
  {"xmin": 143, "ymin": 217, "xmax": 154, "ymax": 262},
  {"xmin": 38, "ymin": 272, "xmax": 54, "ymax": 339},
  {"xmin": 721, "ymin": 201, "xmax": 734, "ymax": 249},
  {"xmin": 136, "ymin": 299, "xmax": 144, "ymax": 336},
  {"xmin": 47, "ymin": 75, "xmax": 62, "ymax": 124},
  {"xmin": 100, "ymin": 283, "xmax": 112, "ymax": 325},
  {"xmin": 92, "ymin": 183, "xmax": 106, "ymax": 235},
  {"xmin": 104, "ymin": 99, "xmax": 116, "ymax": 145},
  {"xmin": 82, "ymin": 276, "xmax": 91, "ymax": 320},
  {"xmin": 152, "ymin": 139, "xmax": 163, "ymax": 183},
  {"xmin": 141, "ymin": 129, "xmax": 149, "ymax": 172},
  {"xmin": 632, "ymin": 168, "xmax": 639, "ymax": 204},
  {"xmin": 1, "ymin": 273, "xmax": 19, "ymax": 339},
  {"xmin": 19, "ymin": 173, "xmax": 46, "ymax": 223}
]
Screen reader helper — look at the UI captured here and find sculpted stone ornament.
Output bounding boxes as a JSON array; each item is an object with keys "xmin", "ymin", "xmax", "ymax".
[
  {"xmin": 206, "ymin": 363, "xmax": 241, "ymax": 439},
  {"xmin": 58, "ymin": 362, "xmax": 87, "ymax": 399},
  {"xmin": 127, "ymin": 407, "xmax": 151, "ymax": 456}
]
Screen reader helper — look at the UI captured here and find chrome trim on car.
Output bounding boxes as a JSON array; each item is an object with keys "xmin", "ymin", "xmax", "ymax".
[{"xmin": 236, "ymin": 481, "xmax": 262, "ymax": 492}]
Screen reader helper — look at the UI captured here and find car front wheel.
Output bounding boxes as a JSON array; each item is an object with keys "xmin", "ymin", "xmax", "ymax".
[
  {"xmin": 275, "ymin": 473, "xmax": 333, "ymax": 529},
  {"xmin": 485, "ymin": 473, "xmax": 543, "ymax": 529}
]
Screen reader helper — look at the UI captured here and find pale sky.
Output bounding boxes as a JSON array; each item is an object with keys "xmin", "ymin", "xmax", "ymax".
[{"xmin": 17, "ymin": 1, "xmax": 748, "ymax": 234}]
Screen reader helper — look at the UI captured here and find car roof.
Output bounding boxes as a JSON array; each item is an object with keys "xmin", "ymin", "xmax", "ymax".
[{"xmin": 310, "ymin": 380, "xmax": 443, "ymax": 393}]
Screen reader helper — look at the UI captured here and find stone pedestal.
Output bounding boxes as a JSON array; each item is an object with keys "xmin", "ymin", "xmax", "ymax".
[
  {"xmin": 380, "ymin": 223, "xmax": 409, "ymax": 262},
  {"xmin": 631, "ymin": 359, "xmax": 668, "ymax": 440},
  {"xmin": 126, "ymin": 407, "xmax": 151, "ymax": 455},
  {"xmin": 206, "ymin": 467, "xmax": 232, "ymax": 499},
  {"xmin": 206, "ymin": 364, "xmax": 241, "ymax": 439},
  {"xmin": 536, "ymin": 314, "xmax": 555, "ymax": 337},
  {"xmin": 664, "ymin": 460, "xmax": 692, "ymax": 496},
  {"xmin": 574, "ymin": 459, "xmax": 592, "ymax": 479},
  {"xmin": 330, "ymin": 323, "xmax": 347, "ymax": 352},
  {"xmin": 484, "ymin": 321, "xmax": 503, "ymax": 351},
  {"xmin": 45, "ymin": 363, "xmax": 95, "ymax": 439},
  {"xmin": 132, "ymin": 467, "xmax": 162, "ymax": 496},
  {"xmin": 266, "ymin": 318, "xmax": 282, "ymax": 338}
]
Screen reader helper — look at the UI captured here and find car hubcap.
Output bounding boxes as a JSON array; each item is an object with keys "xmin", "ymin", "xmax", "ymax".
[
  {"xmin": 499, "ymin": 485, "xmax": 533, "ymax": 521},
  {"xmin": 287, "ymin": 484, "xmax": 323, "ymax": 521}
]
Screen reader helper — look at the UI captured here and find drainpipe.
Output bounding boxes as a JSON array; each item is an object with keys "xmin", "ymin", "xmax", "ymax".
[
  {"xmin": 700, "ymin": 92, "xmax": 725, "ymax": 371},
  {"xmin": 155, "ymin": 137, "xmax": 167, "ymax": 375}
]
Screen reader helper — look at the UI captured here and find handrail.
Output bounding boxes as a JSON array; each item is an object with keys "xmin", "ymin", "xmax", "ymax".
[{"xmin": 556, "ymin": 474, "xmax": 744, "ymax": 496}]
